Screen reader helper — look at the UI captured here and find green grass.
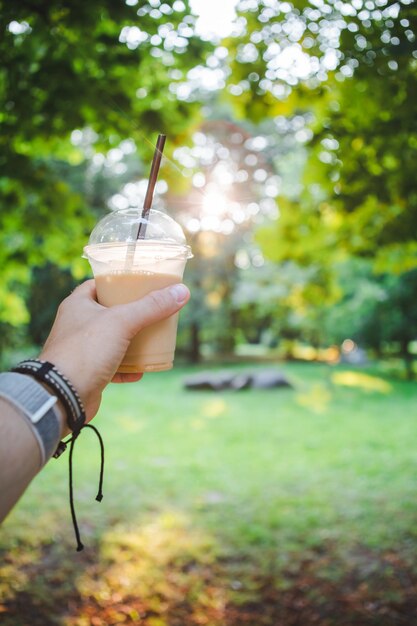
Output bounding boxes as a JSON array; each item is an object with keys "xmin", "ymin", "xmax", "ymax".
[
  {"xmin": 4, "ymin": 361, "xmax": 417, "ymax": 555},
  {"xmin": 2, "ymin": 361, "xmax": 417, "ymax": 625}
]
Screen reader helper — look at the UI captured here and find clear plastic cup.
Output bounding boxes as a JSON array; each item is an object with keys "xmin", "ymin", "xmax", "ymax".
[{"xmin": 83, "ymin": 208, "xmax": 192, "ymax": 373}]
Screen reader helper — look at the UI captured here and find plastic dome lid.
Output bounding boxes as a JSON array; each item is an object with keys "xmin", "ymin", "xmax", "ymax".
[{"xmin": 84, "ymin": 208, "xmax": 192, "ymax": 258}]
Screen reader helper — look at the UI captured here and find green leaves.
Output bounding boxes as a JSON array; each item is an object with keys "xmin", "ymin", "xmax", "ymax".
[
  {"xmin": 0, "ymin": 0, "xmax": 211, "ymax": 327},
  {"xmin": 228, "ymin": 1, "xmax": 417, "ymax": 273}
]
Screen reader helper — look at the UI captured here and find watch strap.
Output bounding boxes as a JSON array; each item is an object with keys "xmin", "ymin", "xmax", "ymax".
[{"xmin": 0, "ymin": 372, "xmax": 62, "ymax": 467}]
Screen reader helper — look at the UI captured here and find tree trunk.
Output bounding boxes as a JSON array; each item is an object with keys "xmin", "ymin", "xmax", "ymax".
[
  {"xmin": 400, "ymin": 339, "xmax": 414, "ymax": 381},
  {"xmin": 189, "ymin": 321, "xmax": 201, "ymax": 364}
]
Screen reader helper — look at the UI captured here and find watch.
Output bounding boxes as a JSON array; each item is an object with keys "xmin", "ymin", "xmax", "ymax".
[{"xmin": 0, "ymin": 372, "xmax": 62, "ymax": 467}]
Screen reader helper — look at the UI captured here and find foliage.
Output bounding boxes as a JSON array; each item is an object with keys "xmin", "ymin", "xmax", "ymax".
[
  {"xmin": 165, "ymin": 116, "xmax": 281, "ymax": 360},
  {"xmin": 0, "ymin": 0, "xmax": 210, "ymax": 325},
  {"xmin": 233, "ymin": 260, "xmax": 338, "ymax": 349},
  {"xmin": 27, "ymin": 263, "xmax": 78, "ymax": 346},
  {"xmin": 220, "ymin": 0, "xmax": 417, "ymax": 368},
  {"xmin": 2, "ymin": 0, "xmax": 417, "ymax": 365},
  {"xmin": 307, "ymin": 0, "xmax": 417, "ymax": 271},
  {"xmin": 232, "ymin": 255, "xmax": 417, "ymax": 375},
  {"xmin": 232, "ymin": 0, "xmax": 417, "ymax": 271},
  {"xmin": 1, "ymin": 0, "xmax": 207, "ymax": 145}
]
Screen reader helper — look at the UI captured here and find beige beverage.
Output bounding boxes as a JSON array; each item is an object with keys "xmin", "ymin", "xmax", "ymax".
[
  {"xmin": 84, "ymin": 209, "xmax": 192, "ymax": 373},
  {"xmin": 96, "ymin": 270, "xmax": 182, "ymax": 373}
]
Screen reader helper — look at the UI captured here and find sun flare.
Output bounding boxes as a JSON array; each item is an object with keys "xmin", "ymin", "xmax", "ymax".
[{"xmin": 202, "ymin": 190, "xmax": 229, "ymax": 216}]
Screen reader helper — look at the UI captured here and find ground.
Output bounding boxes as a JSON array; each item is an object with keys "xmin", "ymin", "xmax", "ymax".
[{"xmin": 1, "ymin": 362, "xmax": 417, "ymax": 625}]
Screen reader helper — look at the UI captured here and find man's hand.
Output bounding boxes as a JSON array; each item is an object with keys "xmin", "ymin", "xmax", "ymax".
[{"xmin": 40, "ymin": 279, "xmax": 190, "ymax": 421}]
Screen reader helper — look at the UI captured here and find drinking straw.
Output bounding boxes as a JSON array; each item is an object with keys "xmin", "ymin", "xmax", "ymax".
[
  {"xmin": 137, "ymin": 133, "xmax": 166, "ymax": 239},
  {"xmin": 124, "ymin": 134, "xmax": 166, "ymax": 268}
]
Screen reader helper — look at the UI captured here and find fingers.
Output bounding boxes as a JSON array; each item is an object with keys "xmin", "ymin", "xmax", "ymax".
[
  {"xmin": 73, "ymin": 279, "xmax": 97, "ymax": 300},
  {"xmin": 113, "ymin": 283, "xmax": 190, "ymax": 336},
  {"xmin": 60, "ymin": 279, "xmax": 100, "ymax": 314},
  {"xmin": 112, "ymin": 372, "xmax": 144, "ymax": 383}
]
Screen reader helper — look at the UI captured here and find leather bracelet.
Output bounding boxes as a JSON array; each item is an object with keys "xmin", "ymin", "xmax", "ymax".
[{"xmin": 12, "ymin": 360, "xmax": 86, "ymax": 435}]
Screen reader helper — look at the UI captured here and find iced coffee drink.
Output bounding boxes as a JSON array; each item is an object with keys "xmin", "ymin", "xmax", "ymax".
[
  {"xmin": 84, "ymin": 209, "xmax": 192, "ymax": 373},
  {"xmin": 95, "ymin": 268, "xmax": 182, "ymax": 372}
]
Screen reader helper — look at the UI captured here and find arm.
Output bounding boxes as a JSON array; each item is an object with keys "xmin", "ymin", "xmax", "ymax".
[
  {"xmin": 0, "ymin": 280, "xmax": 190, "ymax": 522},
  {"xmin": 0, "ymin": 398, "xmax": 58, "ymax": 521}
]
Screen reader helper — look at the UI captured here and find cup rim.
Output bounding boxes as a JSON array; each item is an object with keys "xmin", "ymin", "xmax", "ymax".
[{"xmin": 83, "ymin": 240, "xmax": 193, "ymax": 261}]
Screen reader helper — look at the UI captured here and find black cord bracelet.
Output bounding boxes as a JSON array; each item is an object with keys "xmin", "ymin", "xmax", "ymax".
[
  {"xmin": 12, "ymin": 359, "xmax": 105, "ymax": 552},
  {"xmin": 12, "ymin": 360, "xmax": 86, "ymax": 434}
]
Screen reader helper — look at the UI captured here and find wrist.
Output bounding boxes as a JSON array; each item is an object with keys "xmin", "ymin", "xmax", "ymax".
[
  {"xmin": 12, "ymin": 359, "xmax": 86, "ymax": 436},
  {"xmin": 0, "ymin": 372, "xmax": 63, "ymax": 467},
  {"xmin": 38, "ymin": 350, "xmax": 98, "ymax": 422}
]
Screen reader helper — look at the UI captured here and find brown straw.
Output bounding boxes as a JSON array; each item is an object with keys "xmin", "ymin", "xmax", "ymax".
[{"xmin": 137, "ymin": 134, "xmax": 166, "ymax": 239}]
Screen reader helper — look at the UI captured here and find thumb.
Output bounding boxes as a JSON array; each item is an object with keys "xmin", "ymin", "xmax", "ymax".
[{"xmin": 112, "ymin": 283, "xmax": 190, "ymax": 336}]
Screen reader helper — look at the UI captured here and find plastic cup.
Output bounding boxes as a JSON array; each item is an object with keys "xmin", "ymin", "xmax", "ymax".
[{"xmin": 83, "ymin": 208, "xmax": 192, "ymax": 373}]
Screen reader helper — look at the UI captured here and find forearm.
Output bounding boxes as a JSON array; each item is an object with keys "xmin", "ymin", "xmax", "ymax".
[
  {"xmin": 0, "ymin": 281, "xmax": 190, "ymax": 526},
  {"xmin": 0, "ymin": 398, "xmax": 43, "ymax": 521},
  {"xmin": 0, "ymin": 395, "xmax": 66, "ymax": 523}
]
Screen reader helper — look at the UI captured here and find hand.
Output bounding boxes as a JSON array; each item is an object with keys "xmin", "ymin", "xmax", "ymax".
[{"xmin": 39, "ymin": 280, "xmax": 190, "ymax": 422}]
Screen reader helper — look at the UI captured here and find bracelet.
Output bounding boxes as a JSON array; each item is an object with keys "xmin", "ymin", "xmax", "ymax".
[
  {"xmin": 8, "ymin": 360, "xmax": 103, "ymax": 553},
  {"xmin": 12, "ymin": 360, "xmax": 86, "ymax": 436},
  {"xmin": 0, "ymin": 372, "xmax": 62, "ymax": 467}
]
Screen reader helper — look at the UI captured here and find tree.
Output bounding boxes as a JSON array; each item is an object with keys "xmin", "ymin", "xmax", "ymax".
[
  {"xmin": 226, "ymin": 0, "xmax": 417, "ymax": 270},
  {"xmin": 220, "ymin": 0, "xmax": 417, "ymax": 370},
  {"xmin": 27, "ymin": 263, "xmax": 78, "ymax": 346},
  {"xmin": 356, "ymin": 270, "xmax": 417, "ymax": 379},
  {"xmin": 164, "ymin": 117, "xmax": 279, "ymax": 360},
  {"xmin": 0, "ymin": 0, "xmax": 210, "ymax": 326}
]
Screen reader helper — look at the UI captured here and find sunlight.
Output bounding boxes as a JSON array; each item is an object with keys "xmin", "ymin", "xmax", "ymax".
[
  {"xmin": 202, "ymin": 399, "xmax": 228, "ymax": 419},
  {"xmin": 296, "ymin": 383, "xmax": 332, "ymax": 414},
  {"xmin": 190, "ymin": 0, "xmax": 238, "ymax": 38},
  {"xmin": 78, "ymin": 512, "xmax": 219, "ymax": 610},
  {"xmin": 213, "ymin": 162, "xmax": 234, "ymax": 186},
  {"xmin": 331, "ymin": 372, "xmax": 392, "ymax": 394},
  {"xmin": 202, "ymin": 190, "xmax": 229, "ymax": 216},
  {"xmin": 118, "ymin": 414, "xmax": 146, "ymax": 433}
]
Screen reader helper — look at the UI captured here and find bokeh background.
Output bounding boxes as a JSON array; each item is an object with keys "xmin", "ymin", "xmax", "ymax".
[{"xmin": 1, "ymin": 1, "xmax": 417, "ymax": 624}]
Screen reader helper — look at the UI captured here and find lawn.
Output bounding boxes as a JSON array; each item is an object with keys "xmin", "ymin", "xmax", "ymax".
[{"xmin": 1, "ymin": 361, "xmax": 417, "ymax": 625}]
